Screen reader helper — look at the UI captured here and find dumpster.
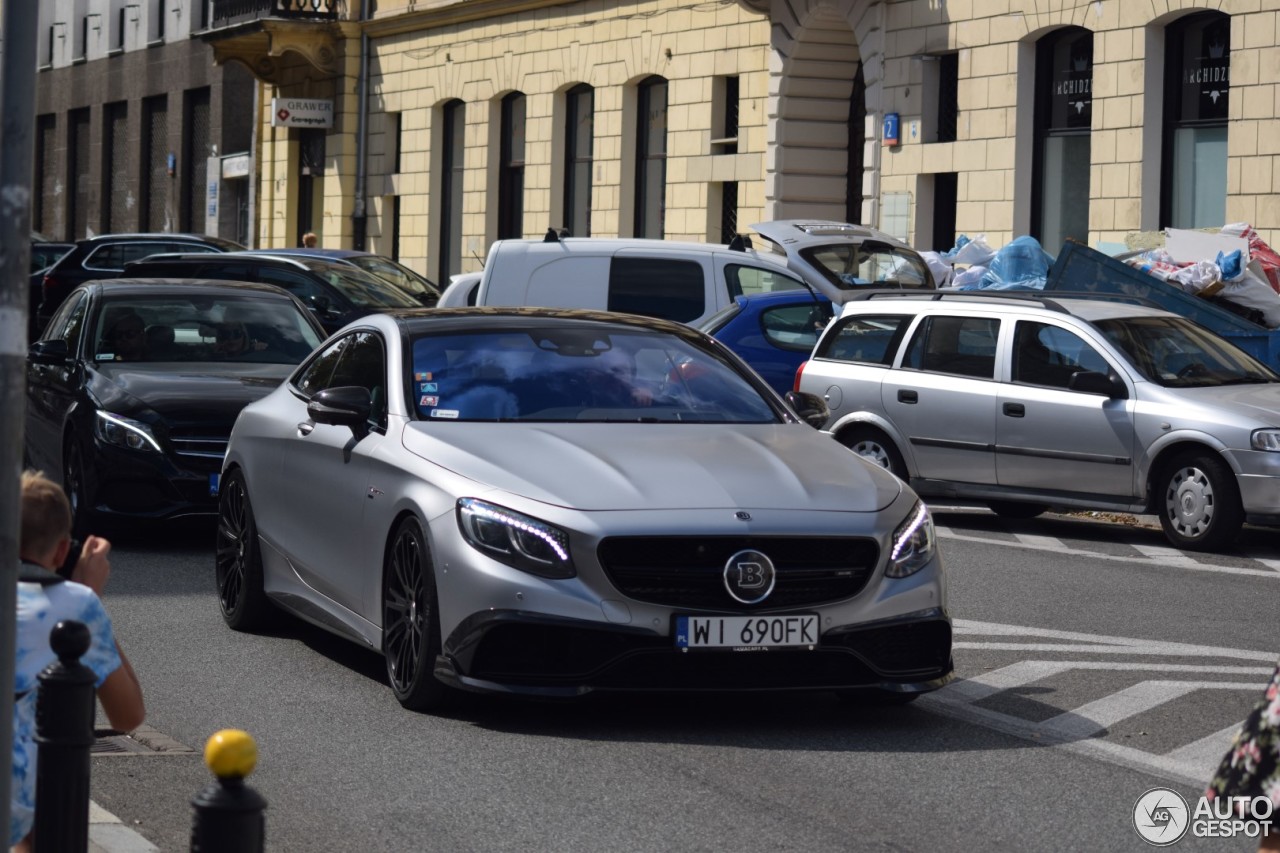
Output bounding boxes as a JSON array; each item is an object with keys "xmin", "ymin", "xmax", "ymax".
[{"xmin": 1043, "ymin": 240, "xmax": 1280, "ymax": 370}]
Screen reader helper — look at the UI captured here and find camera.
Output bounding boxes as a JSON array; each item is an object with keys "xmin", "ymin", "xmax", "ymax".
[{"xmin": 57, "ymin": 538, "xmax": 82, "ymax": 580}]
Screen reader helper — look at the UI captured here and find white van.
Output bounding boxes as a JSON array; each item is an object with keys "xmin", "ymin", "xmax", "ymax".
[{"xmin": 437, "ymin": 221, "xmax": 934, "ymax": 324}]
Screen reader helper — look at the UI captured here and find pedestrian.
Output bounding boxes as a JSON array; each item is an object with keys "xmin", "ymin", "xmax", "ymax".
[
  {"xmin": 10, "ymin": 471, "xmax": 145, "ymax": 853},
  {"xmin": 301, "ymin": 231, "xmax": 318, "ymax": 248},
  {"xmin": 1205, "ymin": 659, "xmax": 1280, "ymax": 851}
]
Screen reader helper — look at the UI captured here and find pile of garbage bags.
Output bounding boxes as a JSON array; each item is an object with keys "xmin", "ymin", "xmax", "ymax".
[{"xmin": 922, "ymin": 223, "xmax": 1280, "ymax": 329}]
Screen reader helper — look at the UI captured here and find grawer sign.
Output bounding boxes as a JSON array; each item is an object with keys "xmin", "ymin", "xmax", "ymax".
[{"xmin": 270, "ymin": 98, "xmax": 333, "ymax": 128}]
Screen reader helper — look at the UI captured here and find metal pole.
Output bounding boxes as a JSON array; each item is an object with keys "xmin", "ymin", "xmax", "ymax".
[{"xmin": 0, "ymin": 0, "xmax": 41, "ymax": 841}]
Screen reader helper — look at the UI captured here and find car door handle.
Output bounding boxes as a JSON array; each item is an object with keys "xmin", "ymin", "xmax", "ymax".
[
  {"xmin": 1003, "ymin": 402, "xmax": 1025, "ymax": 417},
  {"xmin": 297, "ymin": 422, "xmax": 314, "ymax": 436},
  {"xmin": 897, "ymin": 389, "xmax": 918, "ymax": 404}
]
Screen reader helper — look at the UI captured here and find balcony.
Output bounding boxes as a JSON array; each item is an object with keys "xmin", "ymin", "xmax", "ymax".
[
  {"xmin": 210, "ymin": 0, "xmax": 342, "ymax": 29},
  {"xmin": 203, "ymin": 0, "xmax": 349, "ymax": 84}
]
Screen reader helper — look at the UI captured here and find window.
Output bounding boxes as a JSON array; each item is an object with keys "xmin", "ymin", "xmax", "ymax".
[
  {"xmin": 70, "ymin": 110, "xmax": 90, "ymax": 239},
  {"xmin": 46, "ymin": 291, "xmax": 88, "ymax": 348},
  {"xmin": 143, "ymin": 96, "xmax": 168, "ymax": 232},
  {"xmin": 902, "ymin": 315, "xmax": 999, "ymax": 379},
  {"xmin": 846, "ymin": 62, "xmax": 866, "ymax": 224},
  {"xmin": 1013, "ymin": 322, "xmax": 1110, "ymax": 389},
  {"xmin": 1162, "ymin": 12, "xmax": 1229, "ymax": 229},
  {"xmin": 936, "ymin": 54, "xmax": 959, "ymax": 143},
  {"xmin": 329, "ymin": 332, "xmax": 388, "ymax": 430},
  {"xmin": 438, "ymin": 100, "xmax": 465, "ymax": 284},
  {"xmin": 295, "ymin": 336, "xmax": 350, "ymax": 397},
  {"xmin": 35, "ymin": 115, "xmax": 57, "ymax": 236},
  {"xmin": 256, "ymin": 268, "xmax": 331, "ymax": 310},
  {"xmin": 712, "ymin": 76, "xmax": 739, "ymax": 154},
  {"xmin": 184, "ymin": 88, "xmax": 211, "ymax": 233},
  {"xmin": 498, "ymin": 93, "xmax": 526, "ymax": 240},
  {"xmin": 635, "ymin": 76, "xmax": 668, "ymax": 238},
  {"xmin": 104, "ymin": 102, "xmax": 128, "ymax": 232},
  {"xmin": 87, "ymin": 242, "xmax": 218, "ymax": 271},
  {"xmin": 725, "ymin": 264, "xmax": 807, "ymax": 297},
  {"xmin": 1032, "ymin": 28, "xmax": 1092, "ymax": 254},
  {"xmin": 564, "ymin": 84, "xmax": 593, "ymax": 237},
  {"xmin": 151, "ymin": 0, "xmax": 164, "ymax": 42},
  {"xmin": 717, "ymin": 182, "xmax": 738, "ymax": 244},
  {"xmin": 608, "ymin": 257, "xmax": 702, "ymax": 323},
  {"xmin": 817, "ymin": 315, "xmax": 914, "ymax": 366},
  {"xmin": 389, "ymin": 112, "xmax": 403, "ymax": 261},
  {"xmin": 760, "ymin": 304, "xmax": 833, "ymax": 353}
]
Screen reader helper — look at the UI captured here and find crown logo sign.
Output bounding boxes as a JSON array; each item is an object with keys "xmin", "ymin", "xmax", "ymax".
[
  {"xmin": 1207, "ymin": 39, "xmax": 1226, "ymax": 59},
  {"xmin": 1072, "ymin": 54, "xmax": 1089, "ymax": 72}
]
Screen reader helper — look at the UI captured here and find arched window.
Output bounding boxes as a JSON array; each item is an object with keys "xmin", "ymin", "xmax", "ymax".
[
  {"xmin": 564, "ymin": 84, "xmax": 594, "ymax": 237},
  {"xmin": 1032, "ymin": 27, "xmax": 1092, "ymax": 253},
  {"xmin": 1162, "ymin": 11, "xmax": 1229, "ymax": 228},
  {"xmin": 498, "ymin": 92, "xmax": 526, "ymax": 240},
  {"xmin": 438, "ymin": 99, "xmax": 465, "ymax": 284},
  {"xmin": 635, "ymin": 76, "xmax": 668, "ymax": 238}
]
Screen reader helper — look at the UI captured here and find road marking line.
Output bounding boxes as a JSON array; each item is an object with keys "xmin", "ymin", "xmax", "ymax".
[
  {"xmin": 1131, "ymin": 544, "xmax": 1208, "ymax": 568},
  {"xmin": 1041, "ymin": 680, "xmax": 1259, "ymax": 740},
  {"xmin": 944, "ymin": 660, "xmax": 1074, "ymax": 703},
  {"xmin": 952, "ymin": 619, "xmax": 1280, "ymax": 662},
  {"xmin": 1253, "ymin": 557, "xmax": 1280, "ymax": 574},
  {"xmin": 1165, "ymin": 723, "xmax": 1244, "ymax": 775},
  {"xmin": 1012, "ymin": 532, "xmax": 1063, "ymax": 549},
  {"xmin": 936, "ymin": 529, "xmax": 1280, "ymax": 578},
  {"xmin": 953, "ymin": 642, "xmax": 1278, "ymax": 661}
]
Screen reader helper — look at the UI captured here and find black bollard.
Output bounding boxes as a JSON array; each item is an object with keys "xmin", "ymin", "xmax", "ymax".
[
  {"xmin": 33, "ymin": 619, "xmax": 97, "ymax": 853},
  {"xmin": 190, "ymin": 729, "xmax": 267, "ymax": 852}
]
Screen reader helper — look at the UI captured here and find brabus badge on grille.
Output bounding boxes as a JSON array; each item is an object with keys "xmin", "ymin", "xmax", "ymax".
[
  {"xmin": 723, "ymin": 549, "xmax": 776, "ymax": 604},
  {"xmin": 735, "ymin": 511, "xmax": 751, "ymax": 521}
]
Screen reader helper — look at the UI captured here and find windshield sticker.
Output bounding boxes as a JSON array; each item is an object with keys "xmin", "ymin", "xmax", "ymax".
[
  {"xmin": 420, "ymin": 395, "xmax": 439, "ymax": 407},
  {"xmin": 419, "ymin": 382, "xmax": 438, "ymax": 393},
  {"xmin": 430, "ymin": 409, "xmax": 459, "ymax": 419},
  {"xmin": 414, "ymin": 371, "xmax": 434, "ymax": 381}
]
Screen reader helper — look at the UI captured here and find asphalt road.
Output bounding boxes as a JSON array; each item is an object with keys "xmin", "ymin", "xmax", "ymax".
[{"xmin": 84, "ymin": 510, "xmax": 1275, "ymax": 852}]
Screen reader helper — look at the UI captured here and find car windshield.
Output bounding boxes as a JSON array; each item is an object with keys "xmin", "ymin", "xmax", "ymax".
[
  {"xmin": 801, "ymin": 241, "xmax": 931, "ymax": 289},
  {"xmin": 408, "ymin": 324, "xmax": 779, "ymax": 423},
  {"xmin": 346, "ymin": 256, "xmax": 440, "ymax": 298},
  {"xmin": 295, "ymin": 260, "xmax": 422, "ymax": 309},
  {"xmin": 93, "ymin": 294, "xmax": 323, "ymax": 364},
  {"xmin": 1093, "ymin": 315, "xmax": 1278, "ymax": 387}
]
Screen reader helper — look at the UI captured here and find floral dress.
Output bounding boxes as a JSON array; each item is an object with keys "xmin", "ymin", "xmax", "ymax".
[{"xmin": 1206, "ymin": 660, "xmax": 1280, "ymax": 822}]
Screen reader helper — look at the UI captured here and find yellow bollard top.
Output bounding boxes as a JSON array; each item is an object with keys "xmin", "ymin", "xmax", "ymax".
[{"xmin": 204, "ymin": 729, "xmax": 258, "ymax": 780}]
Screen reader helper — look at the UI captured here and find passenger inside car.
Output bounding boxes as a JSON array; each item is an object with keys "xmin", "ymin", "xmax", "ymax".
[{"xmin": 101, "ymin": 311, "xmax": 148, "ymax": 361}]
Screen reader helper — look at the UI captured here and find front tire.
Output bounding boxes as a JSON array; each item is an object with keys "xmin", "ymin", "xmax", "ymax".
[
  {"xmin": 215, "ymin": 469, "xmax": 272, "ymax": 631},
  {"xmin": 383, "ymin": 517, "xmax": 450, "ymax": 711},
  {"xmin": 63, "ymin": 433, "xmax": 93, "ymax": 535},
  {"xmin": 1158, "ymin": 451, "xmax": 1243, "ymax": 552},
  {"xmin": 838, "ymin": 427, "xmax": 908, "ymax": 480}
]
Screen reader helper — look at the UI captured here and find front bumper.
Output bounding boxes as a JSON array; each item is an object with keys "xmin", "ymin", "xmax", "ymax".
[
  {"xmin": 434, "ymin": 607, "xmax": 954, "ymax": 697},
  {"xmin": 87, "ymin": 438, "xmax": 223, "ymax": 521}
]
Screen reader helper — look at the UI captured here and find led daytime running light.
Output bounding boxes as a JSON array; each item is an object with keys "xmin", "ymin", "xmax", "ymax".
[
  {"xmin": 891, "ymin": 502, "xmax": 929, "ymax": 563},
  {"xmin": 464, "ymin": 500, "xmax": 569, "ymax": 563},
  {"xmin": 95, "ymin": 411, "xmax": 162, "ymax": 452}
]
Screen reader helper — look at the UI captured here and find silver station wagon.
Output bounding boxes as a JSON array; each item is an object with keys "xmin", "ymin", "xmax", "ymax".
[{"xmin": 797, "ymin": 292, "xmax": 1280, "ymax": 552}]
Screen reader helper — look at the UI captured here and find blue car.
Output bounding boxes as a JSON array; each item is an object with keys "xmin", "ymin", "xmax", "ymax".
[
  {"xmin": 699, "ymin": 289, "xmax": 834, "ymax": 395},
  {"xmin": 257, "ymin": 248, "xmax": 441, "ymax": 306}
]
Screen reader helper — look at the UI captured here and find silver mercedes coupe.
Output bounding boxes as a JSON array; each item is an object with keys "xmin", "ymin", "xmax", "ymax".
[{"xmin": 215, "ymin": 307, "xmax": 952, "ymax": 711}]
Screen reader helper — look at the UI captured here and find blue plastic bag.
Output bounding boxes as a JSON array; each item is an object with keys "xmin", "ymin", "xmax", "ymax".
[{"xmin": 979, "ymin": 236, "xmax": 1054, "ymax": 290}]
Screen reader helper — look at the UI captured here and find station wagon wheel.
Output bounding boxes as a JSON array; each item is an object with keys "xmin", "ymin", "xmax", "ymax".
[
  {"xmin": 1158, "ymin": 451, "xmax": 1243, "ymax": 552},
  {"xmin": 215, "ymin": 469, "xmax": 272, "ymax": 631},
  {"xmin": 383, "ymin": 517, "xmax": 449, "ymax": 711},
  {"xmin": 838, "ymin": 427, "xmax": 907, "ymax": 480}
]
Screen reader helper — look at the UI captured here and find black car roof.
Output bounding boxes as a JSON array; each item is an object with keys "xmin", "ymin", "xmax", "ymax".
[
  {"xmin": 77, "ymin": 233, "xmax": 238, "ymax": 245},
  {"xmin": 389, "ymin": 306, "xmax": 711, "ymax": 342},
  {"xmin": 127, "ymin": 252, "xmax": 340, "ymax": 270},
  {"xmin": 90, "ymin": 278, "xmax": 303, "ymax": 298}
]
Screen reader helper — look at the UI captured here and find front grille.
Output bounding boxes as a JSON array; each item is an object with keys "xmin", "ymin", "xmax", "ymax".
[
  {"xmin": 168, "ymin": 431, "xmax": 228, "ymax": 464},
  {"xmin": 597, "ymin": 536, "xmax": 879, "ymax": 609}
]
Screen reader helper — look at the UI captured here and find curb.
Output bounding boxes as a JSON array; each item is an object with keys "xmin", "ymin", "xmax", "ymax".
[{"xmin": 89, "ymin": 799, "xmax": 159, "ymax": 853}]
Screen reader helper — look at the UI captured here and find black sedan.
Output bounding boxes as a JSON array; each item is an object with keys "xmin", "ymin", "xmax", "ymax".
[{"xmin": 26, "ymin": 279, "xmax": 326, "ymax": 528}]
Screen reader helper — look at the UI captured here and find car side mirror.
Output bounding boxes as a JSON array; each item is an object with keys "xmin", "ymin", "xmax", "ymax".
[
  {"xmin": 784, "ymin": 390, "xmax": 830, "ymax": 429},
  {"xmin": 28, "ymin": 338, "xmax": 70, "ymax": 365},
  {"xmin": 309, "ymin": 294, "xmax": 333, "ymax": 313},
  {"xmin": 1068, "ymin": 370, "xmax": 1127, "ymax": 399},
  {"xmin": 308, "ymin": 386, "xmax": 373, "ymax": 436}
]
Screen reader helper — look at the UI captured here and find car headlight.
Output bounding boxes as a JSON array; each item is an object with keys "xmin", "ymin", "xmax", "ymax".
[
  {"xmin": 94, "ymin": 411, "xmax": 162, "ymax": 453},
  {"xmin": 456, "ymin": 498, "xmax": 575, "ymax": 579},
  {"xmin": 886, "ymin": 501, "xmax": 936, "ymax": 578},
  {"xmin": 1251, "ymin": 429, "xmax": 1280, "ymax": 451}
]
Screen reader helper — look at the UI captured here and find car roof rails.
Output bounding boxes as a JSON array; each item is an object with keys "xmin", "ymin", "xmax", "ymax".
[
  {"xmin": 852, "ymin": 289, "xmax": 1075, "ymax": 314},
  {"xmin": 728, "ymin": 233, "xmax": 753, "ymax": 252}
]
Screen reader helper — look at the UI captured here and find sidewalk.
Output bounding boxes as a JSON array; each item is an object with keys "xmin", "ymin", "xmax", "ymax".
[{"xmin": 88, "ymin": 800, "xmax": 159, "ymax": 853}]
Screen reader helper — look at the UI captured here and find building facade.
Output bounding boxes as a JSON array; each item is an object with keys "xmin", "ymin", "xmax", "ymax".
[{"xmin": 32, "ymin": 1, "xmax": 1280, "ymax": 278}]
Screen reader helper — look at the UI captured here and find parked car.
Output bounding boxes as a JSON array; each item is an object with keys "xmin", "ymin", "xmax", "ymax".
[
  {"xmin": 216, "ymin": 307, "xmax": 952, "ymax": 711},
  {"xmin": 123, "ymin": 252, "xmax": 422, "ymax": 333},
  {"xmin": 434, "ymin": 271, "xmax": 483, "ymax": 308},
  {"xmin": 797, "ymin": 290, "xmax": 1280, "ymax": 551},
  {"xmin": 750, "ymin": 220, "xmax": 935, "ymax": 294},
  {"xmin": 699, "ymin": 289, "xmax": 835, "ymax": 396},
  {"xmin": 28, "ymin": 236, "xmax": 74, "ymax": 342},
  {"xmin": 254, "ymin": 248, "xmax": 441, "ymax": 306},
  {"xmin": 25, "ymin": 279, "xmax": 326, "ymax": 529},
  {"xmin": 36, "ymin": 233, "xmax": 244, "ymax": 332}
]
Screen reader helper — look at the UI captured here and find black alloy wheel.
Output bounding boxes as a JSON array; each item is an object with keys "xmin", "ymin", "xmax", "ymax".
[
  {"xmin": 383, "ymin": 517, "xmax": 449, "ymax": 711},
  {"xmin": 215, "ymin": 469, "xmax": 272, "ymax": 630},
  {"xmin": 62, "ymin": 434, "xmax": 92, "ymax": 534}
]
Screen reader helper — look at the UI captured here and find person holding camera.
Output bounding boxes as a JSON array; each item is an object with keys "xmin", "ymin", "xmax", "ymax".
[{"xmin": 9, "ymin": 470, "xmax": 145, "ymax": 852}]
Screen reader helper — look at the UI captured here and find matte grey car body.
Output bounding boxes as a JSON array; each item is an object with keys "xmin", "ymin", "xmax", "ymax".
[
  {"xmin": 217, "ymin": 307, "xmax": 952, "ymax": 711},
  {"xmin": 798, "ymin": 291, "xmax": 1280, "ymax": 551}
]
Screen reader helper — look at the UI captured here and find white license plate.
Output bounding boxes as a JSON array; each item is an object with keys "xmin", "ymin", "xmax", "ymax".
[{"xmin": 675, "ymin": 614, "xmax": 818, "ymax": 650}]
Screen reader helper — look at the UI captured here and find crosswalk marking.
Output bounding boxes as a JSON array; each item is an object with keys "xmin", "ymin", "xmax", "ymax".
[
  {"xmin": 1165, "ymin": 723, "xmax": 1244, "ymax": 771},
  {"xmin": 1041, "ymin": 680, "xmax": 1261, "ymax": 740}
]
